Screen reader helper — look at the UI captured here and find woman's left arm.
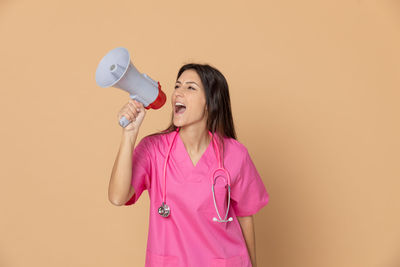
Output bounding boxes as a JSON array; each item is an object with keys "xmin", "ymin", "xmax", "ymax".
[{"xmin": 237, "ymin": 215, "xmax": 257, "ymax": 267}]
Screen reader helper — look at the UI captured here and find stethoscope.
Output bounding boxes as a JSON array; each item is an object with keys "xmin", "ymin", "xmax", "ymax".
[{"xmin": 158, "ymin": 127, "xmax": 233, "ymax": 223}]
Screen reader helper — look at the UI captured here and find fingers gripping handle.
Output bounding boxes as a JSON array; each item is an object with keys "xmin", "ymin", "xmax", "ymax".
[{"xmin": 119, "ymin": 95, "xmax": 145, "ymax": 128}]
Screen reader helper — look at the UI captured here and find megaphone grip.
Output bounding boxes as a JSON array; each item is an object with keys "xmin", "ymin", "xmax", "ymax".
[{"xmin": 119, "ymin": 116, "xmax": 131, "ymax": 128}]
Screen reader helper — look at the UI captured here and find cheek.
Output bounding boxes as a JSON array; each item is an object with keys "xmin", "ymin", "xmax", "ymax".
[
  {"xmin": 186, "ymin": 93, "xmax": 207, "ymax": 115},
  {"xmin": 192, "ymin": 101, "xmax": 206, "ymax": 115}
]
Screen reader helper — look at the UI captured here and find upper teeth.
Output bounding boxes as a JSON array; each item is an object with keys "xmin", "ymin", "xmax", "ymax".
[{"xmin": 175, "ymin": 102, "xmax": 185, "ymax": 107}]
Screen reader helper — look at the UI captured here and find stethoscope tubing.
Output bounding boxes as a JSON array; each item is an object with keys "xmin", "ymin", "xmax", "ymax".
[{"xmin": 160, "ymin": 127, "xmax": 232, "ymax": 222}]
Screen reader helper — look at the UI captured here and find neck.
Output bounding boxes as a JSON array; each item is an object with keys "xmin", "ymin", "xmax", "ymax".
[{"xmin": 178, "ymin": 125, "xmax": 210, "ymax": 154}]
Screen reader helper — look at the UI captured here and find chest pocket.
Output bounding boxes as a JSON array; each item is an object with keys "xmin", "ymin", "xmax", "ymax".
[{"xmin": 197, "ymin": 175, "xmax": 229, "ymax": 221}]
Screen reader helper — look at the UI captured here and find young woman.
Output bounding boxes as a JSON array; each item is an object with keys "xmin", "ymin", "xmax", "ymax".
[{"xmin": 109, "ymin": 63, "xmax": 269, "ymax": 267}]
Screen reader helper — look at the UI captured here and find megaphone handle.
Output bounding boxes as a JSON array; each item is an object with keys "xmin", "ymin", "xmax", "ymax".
[{"xmin": 119, "ymin": 116, "xmax": 131, "ymax": 128}]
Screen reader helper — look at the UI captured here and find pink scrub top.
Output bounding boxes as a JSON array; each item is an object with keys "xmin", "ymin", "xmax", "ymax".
[{"xmin": 124, "ymin": 131, "xmax": 269, "ymax": 267}]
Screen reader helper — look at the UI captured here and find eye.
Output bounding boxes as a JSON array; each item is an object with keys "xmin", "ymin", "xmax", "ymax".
[{"xmin": 174, "ymin": 85, "xmax": 195, "ymax": 90}]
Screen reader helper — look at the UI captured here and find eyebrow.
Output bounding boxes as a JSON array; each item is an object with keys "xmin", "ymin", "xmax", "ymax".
[{"xmin": 175, "ymin": 80, "xmax": 199, "ymax": 87}]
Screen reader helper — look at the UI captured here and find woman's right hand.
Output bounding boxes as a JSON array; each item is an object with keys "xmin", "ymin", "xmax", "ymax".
[{"xmin": 117, "ymin": 99, "xmax": 146, "ymax": 133}]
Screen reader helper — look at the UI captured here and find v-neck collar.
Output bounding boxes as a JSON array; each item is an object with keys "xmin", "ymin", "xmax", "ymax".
[{"xmin": 173, "ymin": 131, "xmax": 213, "ymax": 169}]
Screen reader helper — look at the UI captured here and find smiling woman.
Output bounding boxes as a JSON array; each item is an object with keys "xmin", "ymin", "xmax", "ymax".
[{"xmin": 111, "ymin": 63, "xmax": 269, "ymax": 267}]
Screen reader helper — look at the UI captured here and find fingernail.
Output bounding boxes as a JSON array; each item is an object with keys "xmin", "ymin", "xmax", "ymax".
[{"xmin": 136, "ymin": 108, "xmax": 140, "ymax": 112}]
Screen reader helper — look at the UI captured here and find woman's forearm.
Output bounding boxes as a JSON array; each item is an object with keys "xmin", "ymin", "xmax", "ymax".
[
  {"xmin": 237, "ymin": 215, "xmax": 257, "ymax": 267},
  {"xmin": 108, "ymin": 129, "xmax": 139, "ymax": 205}
]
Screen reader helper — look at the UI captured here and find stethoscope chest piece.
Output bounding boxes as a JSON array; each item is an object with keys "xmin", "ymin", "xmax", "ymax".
[{"xmin": 158, "ymin": 202, "xmax": 170, "ymax": 217}]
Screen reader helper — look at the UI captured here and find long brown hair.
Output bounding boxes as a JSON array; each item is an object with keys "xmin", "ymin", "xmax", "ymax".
[{"xmin": 146, "ymin": 63, "xmax": 237, "ymax": 163}]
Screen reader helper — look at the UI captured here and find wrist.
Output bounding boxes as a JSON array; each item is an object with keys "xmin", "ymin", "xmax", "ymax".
[{"xmin": 121, "ymin": 129, "xmax": 139, "ymax": 145}]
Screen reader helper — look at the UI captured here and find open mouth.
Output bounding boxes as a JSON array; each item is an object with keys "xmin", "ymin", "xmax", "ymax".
[{"xmin": 175, "ymin": 103, "xmax": 186, "ymax": 115}]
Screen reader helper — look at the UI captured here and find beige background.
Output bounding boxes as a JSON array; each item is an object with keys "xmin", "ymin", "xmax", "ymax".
[{"xmin": 1, "ymin": 0, "xmax": 399, "ymax": 266}]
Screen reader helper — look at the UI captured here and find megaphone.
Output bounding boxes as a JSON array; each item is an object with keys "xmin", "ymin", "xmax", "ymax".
[{"xmin": 95, "ymin": 47, "xmax": 166, "ymax": 128}]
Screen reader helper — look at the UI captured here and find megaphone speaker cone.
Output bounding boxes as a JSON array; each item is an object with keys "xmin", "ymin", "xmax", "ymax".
[{"xmin": 95, "ymin": 47, "xmax": 130, "ymax": 88}]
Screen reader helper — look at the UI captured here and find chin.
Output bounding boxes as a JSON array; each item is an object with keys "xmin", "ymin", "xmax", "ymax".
[{"xmin": 173, "ymin": 119, "xmax": 184, "ymax": 128}]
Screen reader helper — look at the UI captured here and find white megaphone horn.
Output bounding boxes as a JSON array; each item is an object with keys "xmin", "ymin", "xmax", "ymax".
[{"xmin": 95, "ymin": 47, "xmax": 166, "ymax": 128}]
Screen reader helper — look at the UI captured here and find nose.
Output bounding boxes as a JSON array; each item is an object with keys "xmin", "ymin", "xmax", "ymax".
[{"xmin": 173, "ymin": 86, "xmax": 185, "ymax": 98}]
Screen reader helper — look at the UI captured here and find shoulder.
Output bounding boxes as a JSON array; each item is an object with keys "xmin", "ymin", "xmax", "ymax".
[
  {"xmin": 221, "ymin": 137, "xmax": 255, "ymax": 179},
  {"xmin": 142, "ymin": 131, "xmax": 173, "ymax": 145},
  {"xmin": 221, "ymin": 136, "xmax": 249, "ymax": 159},
  {"xmin": 139, "ymin": 131, "xmax": 176, "ymax": 155}
]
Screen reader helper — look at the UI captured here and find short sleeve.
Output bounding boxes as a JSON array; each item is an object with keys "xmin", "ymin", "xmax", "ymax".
[
  {"xmin": 124, "ymin": 137, "xmax": 152, "ymax": 206},
  {"xmin": 230, "ymin": 148, "xmax": 269, "ymax": 216}
]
